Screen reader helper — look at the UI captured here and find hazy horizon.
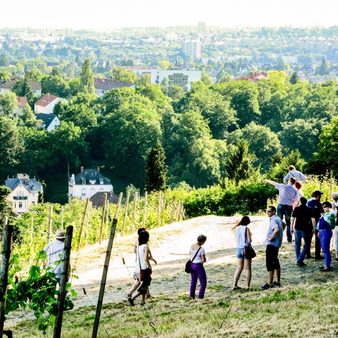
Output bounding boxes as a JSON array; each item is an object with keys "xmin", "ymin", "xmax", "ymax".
[{"xmin": 1, "ymin": 0, "xmax": 337, "ymax": 30}]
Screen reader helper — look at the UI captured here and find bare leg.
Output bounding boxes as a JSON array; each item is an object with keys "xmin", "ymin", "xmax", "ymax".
[
  {"xmin": 276, "ymin": 268, "xmax": 281, "ymax": 284},
  {"xmin": 244, "ymin": 259, "xmax": 252, "ymax": 289},
  {"xmin": 232, "ymin": 259, "xmax": 244, "ymax": 289},
  {"xmin": 128, "ymin": 279, "xmax": 140, "ymax": 297},
  {"xmin": 268, "ymin": 271, "xmax": 274, "ymax": 286}
]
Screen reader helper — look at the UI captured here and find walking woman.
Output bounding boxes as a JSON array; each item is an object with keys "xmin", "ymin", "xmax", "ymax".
[
  {"xmin": 232, "ymin": 216, "xmax": 252, "ymax": 290},
  {"xmin": 128, "ymin": 230, "xmax": 156, "ymax": 306},
  {"xmin": 189, "ymin": 234, "xmax": 207, "ymax": 299}
]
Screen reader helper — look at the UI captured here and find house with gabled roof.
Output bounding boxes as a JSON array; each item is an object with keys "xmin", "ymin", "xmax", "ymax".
[
  {"xmin": 5, "ymin": 174, "xmax": 43, "ymax": 214},
  {"xmin": 68, "ymin": 167, "xmax": 113, "ymax": 200},
  {"xmin": 35, "ymin": 113, "xmax": 60, "ymax": 132},
  {"xmin": 94, "ymin": 78, "xmax": 135, "ymax": 97},
  {"xmin": 0, "ymin": 79, "xmax": 42, "ymax": 96},
  {"xmin": 34, "ymin": 94, "xmax": 61, "ymax": 114},
  {"xmin": 14, "ymin": 96, "xmax": 28, "ymax": 118}
]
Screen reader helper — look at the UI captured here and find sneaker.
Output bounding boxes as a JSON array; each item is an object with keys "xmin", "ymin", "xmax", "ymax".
[
  {"xmin": 128, "ymin": 297, "xmax": 135, "ymax": 306},
  {"xmin": 320, "ymin": 266, "xmax": 332, "ymax": 272},
  {"xmin": 296, "ymin": 262, "xmax": 306, "ymax": 267},
  {"xmin": 272, "ymin": 281, "xmax": 281, "ymax": 287},
  {"xmin": 261, "ymin": 283, "xmax": 271, "ymax": 290}
]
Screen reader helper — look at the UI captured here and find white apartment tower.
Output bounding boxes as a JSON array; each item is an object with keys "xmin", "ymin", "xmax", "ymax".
[{"xmin": 182, "ymin": 39, "xmax": 202, "ymax": 61}]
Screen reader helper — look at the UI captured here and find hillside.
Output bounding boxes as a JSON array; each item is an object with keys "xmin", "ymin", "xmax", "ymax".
[{"xmin": 7, "ymin": 216, "xmax": 338, "ymax": 337}]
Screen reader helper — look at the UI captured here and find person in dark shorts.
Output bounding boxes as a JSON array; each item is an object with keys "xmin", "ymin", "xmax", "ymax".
[
  {"xmin": 307, "ymin": 190, "xmax": 324, "ymax": 259},
  {"xmin": 261, "ymin": 206, "xmax": 283, "ymax": 290},
  {"xmin": 291, "ymin": 197, "xmax": 315, "ymax": 267}
]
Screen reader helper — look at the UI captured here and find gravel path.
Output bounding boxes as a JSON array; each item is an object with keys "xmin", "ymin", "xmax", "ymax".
[{"xmin": 71, "ymin": 215, "xmax": 271, "ymax": 307}]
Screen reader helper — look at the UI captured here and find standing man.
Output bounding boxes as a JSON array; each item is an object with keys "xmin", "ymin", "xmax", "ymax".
[
  {"xmin": 307, "ymin": 190, "xmax": 324, "ymax": 260},
  {"xmin": 43, "ymin": 230, "xmax": 66, "ymax": 283},
  {"xmin": 283, "ymin": 165, "xmax": 306, "ymax": 184},
  {"xmin": 261, "ymin": 206, "xmax": 283, "ymax": 290},
  {"xmin": 291, "ymin": 197, "xmax": 315, "ymax": 267},
  {"xmin": 265, "ymin": 179, "xmax": 298, "ymax": 242}
]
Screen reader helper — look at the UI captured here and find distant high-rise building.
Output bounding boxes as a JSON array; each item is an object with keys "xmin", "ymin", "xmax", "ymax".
[
  {"xmin": 197, "ymin": 22, "xmax": 206, "ymax": 33},
  {"xmin": 182, "ymin": 39, "xmax": 202, "ymax": 61}
]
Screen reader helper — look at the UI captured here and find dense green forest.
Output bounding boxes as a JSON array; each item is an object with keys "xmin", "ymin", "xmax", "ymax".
[{"xmin": 0, "ymin": 59, "xmax": 337, "ymax": 202}]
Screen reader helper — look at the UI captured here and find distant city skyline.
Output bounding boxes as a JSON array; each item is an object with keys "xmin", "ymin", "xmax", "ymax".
[{"xmin": 1, "ymin": 0, "xmax": 337, "ymax": 30}]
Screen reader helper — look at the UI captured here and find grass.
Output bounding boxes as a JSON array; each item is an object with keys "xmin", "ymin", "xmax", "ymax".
[{"xmin": 7, "ymin": 243, "xmax": 338, "ymax": 338}]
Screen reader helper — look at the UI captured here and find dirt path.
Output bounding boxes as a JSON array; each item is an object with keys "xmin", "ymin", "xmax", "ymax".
[{"xmin": 71, "ymin": 215, "xmax": 271, "ymax": 307}]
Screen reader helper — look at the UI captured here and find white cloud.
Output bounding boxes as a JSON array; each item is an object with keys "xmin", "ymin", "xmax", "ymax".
[{"xmin": 0, "ymin": 0, "xmax": 337, "ymax": 29}]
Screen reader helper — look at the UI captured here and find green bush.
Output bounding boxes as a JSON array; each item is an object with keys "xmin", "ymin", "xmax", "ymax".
[{"xmin": 182, "ymin": 183, "xmax": 277, "ymax": 217}]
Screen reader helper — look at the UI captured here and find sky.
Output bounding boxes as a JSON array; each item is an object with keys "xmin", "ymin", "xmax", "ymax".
[{"xmin": 0, "ymin": 0, "xmax": 337, "ymax": 30}]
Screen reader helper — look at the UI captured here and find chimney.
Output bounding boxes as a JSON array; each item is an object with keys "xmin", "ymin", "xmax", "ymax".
[{"xmin": 80, "ymin": 166, "xmax": 84, "ymax": 173}]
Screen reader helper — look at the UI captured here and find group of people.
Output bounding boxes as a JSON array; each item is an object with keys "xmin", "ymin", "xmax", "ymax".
[{"xmin": 127, "ymin": 166, "xmax": 337, "ymax": 303}]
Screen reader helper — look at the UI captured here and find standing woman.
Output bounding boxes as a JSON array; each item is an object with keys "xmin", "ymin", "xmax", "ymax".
[
  {"xmin": 332, "ymin": 193, "xmax": 338, "ymax": 262},
  {"xmin": 232, "ymin": 216, "xmax": 252, "ymax": 290},
  {"xmin": 189, "ymin": 234, "xmax": 207, "ymax": 299},
  {"xmin": 318, "ymin": 201, "xmax": 336, "ymax": 272}
]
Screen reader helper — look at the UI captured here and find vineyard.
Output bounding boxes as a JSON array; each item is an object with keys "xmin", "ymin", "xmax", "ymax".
[{"xmin": 1, "ymin": 175, "xmax": 338, "ymax": 336}]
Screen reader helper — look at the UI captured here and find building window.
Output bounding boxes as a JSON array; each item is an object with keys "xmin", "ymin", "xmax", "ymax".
[{"xmin": 19, "ymin": 202, "xmax": 23, "ymax": 208}]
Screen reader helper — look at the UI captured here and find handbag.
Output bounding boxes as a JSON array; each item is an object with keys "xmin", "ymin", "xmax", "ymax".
[
  {"xmin": 244, "ymin": 227, "xmax": 256, "ymax": 259},
  {"xmin": 185, "ymin": 247, "xmax": 201, "ymax": 273}
]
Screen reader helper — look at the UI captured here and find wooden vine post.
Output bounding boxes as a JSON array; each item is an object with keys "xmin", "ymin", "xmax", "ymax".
[
  {"xmin": 157, "ymin": 192, "xmax": 161, "ymax": 227},
  {"xmin": 121, "ymin": 190, "xmax": 130, "ymax": 233},
  {"xmin": 92, "ymin": 219, "xmax": 118, "ymax": 338},
  {"xmin": 131, "ymin": 191, "xmax": 139, "ymax": 233},
  {"xmin": 113, "ymin": 192, "xmax": 123, "ymax": 220},
  {"xmin": 53, "ymin": 225, "xmax": 73, "ymax": 338},
  {"xmin": 76, "ymin": 199, "xmax": 89, "ymax": 253},
  {"xmin": 99, "ymin": 193, "xmax": 108, "ymax": 244},
  {"xmin": 47, "ymin": 205, "xmax": 53, "ymax": 243},
  {"xmin": 0, "ymin": 224, "xmax": 13, "ymax": 337},
  {"xmin": 142, "ymin": 191, "xmax": 148, "ymax": 227},
  {"xmin": 60, "ymin": 206, "xmax": 64, "ymax": 230}
]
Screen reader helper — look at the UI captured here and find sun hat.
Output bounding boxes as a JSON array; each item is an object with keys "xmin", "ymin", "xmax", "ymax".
[{"xmin": 56, "ymin": 230, "xmax": 65, "ymax": 240}]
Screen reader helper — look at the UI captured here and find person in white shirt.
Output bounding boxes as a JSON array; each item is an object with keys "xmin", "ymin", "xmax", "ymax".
[
  {"xmin": 189, "ymin": 234, "xmax": 207, "ymax": 299},
  {"xmin": 232, "ymin": 216, "xmax": 252, "ymax": 290},
  {"xmin": 283, "ymin": 165, "xmax": 306, "ymax": 185},
  {"xmin": 128, "ymin": 230, "xmax": 156, "ymax": 306},
  {"xmin": 43, "ymin": 230, "xmax": 66, "ymax": 283}
]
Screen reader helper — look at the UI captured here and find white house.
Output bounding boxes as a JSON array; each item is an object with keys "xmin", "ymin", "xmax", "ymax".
[
  {"xmin": 14, "ymin": 96, "xmax": 28, "ymax": 118},
  {"xmin": 0, "ymin": 80, "xmax": 41, "ymax": 96},
  {"xmin": 34, "ymin": 94, "xmax": 61, "ymax": 114},
  {"xmin": 5, "ymin": 174, "xmax": 43, "ymax": 214},
  {"xmin": 68, "ymin": 167, "xmax": 113, "ymax": 200},
  {"xmin": 128, "ymin": 68, "xmax": 202, "ymax": 91},
  {"xmin": 94, "ymin": 78, "xmax": 135, "ymax": 97},
  {"xmin": 35, "ymin": 113, "xmax": 60, "ymax": 132}
]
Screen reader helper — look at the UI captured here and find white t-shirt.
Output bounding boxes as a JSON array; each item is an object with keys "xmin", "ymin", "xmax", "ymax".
[
  {"xmin": 190, "ymin": 246, "xmax": 205, "ymax": 263},
  {"xmin": 235, "ymin": 225, "xmax": 249, "ymax": 249},
  {"xmin": 43, "ymin": 240, "xmax": 65, "ymax": 279},
  {"xmin": 135, "ymin": 244, "xmax": 149, "ymax": 271}
]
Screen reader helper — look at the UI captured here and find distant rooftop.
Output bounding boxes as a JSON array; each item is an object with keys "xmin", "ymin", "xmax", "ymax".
[
  {"xmin": 35, "ymin": 94, "xmax": 59, "ymax": 107},
  {"xmin": 94, "ymin": 78, "xmax": 134, "ymax": 91},
  {"xmin": 5, "ymin": 174, "xmax": 43, "ymax": 193},
  {"xmin": 72, "ymin": 168, "xmax": 111, "ymax": 185}
]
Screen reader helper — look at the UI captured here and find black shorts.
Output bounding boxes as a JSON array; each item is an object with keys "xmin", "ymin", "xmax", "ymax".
[{"xmin": 266, "ymin": 245, "xmax": 280, "ymax": 271}]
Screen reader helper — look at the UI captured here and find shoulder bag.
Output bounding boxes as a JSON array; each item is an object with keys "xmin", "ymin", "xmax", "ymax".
[
  {"xmin": 244, "ymin": 227, "xmax": 256, "ymax": 259},
  {"xmin": 185, "ymin": 247, "xmax": 201, "ymax": 273}
]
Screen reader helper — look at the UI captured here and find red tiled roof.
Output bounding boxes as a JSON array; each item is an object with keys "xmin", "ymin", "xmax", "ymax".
[
  {"xmin": 35, "ymin": 94, "xmax": 59, "ymax": 107},
  {"xmin": 17, "ymin": 96, "xmax": 28, "ymax": 107},
  {"xmin": 238, "ymin": 72, "xmax": 268, "ymax": 82}
]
